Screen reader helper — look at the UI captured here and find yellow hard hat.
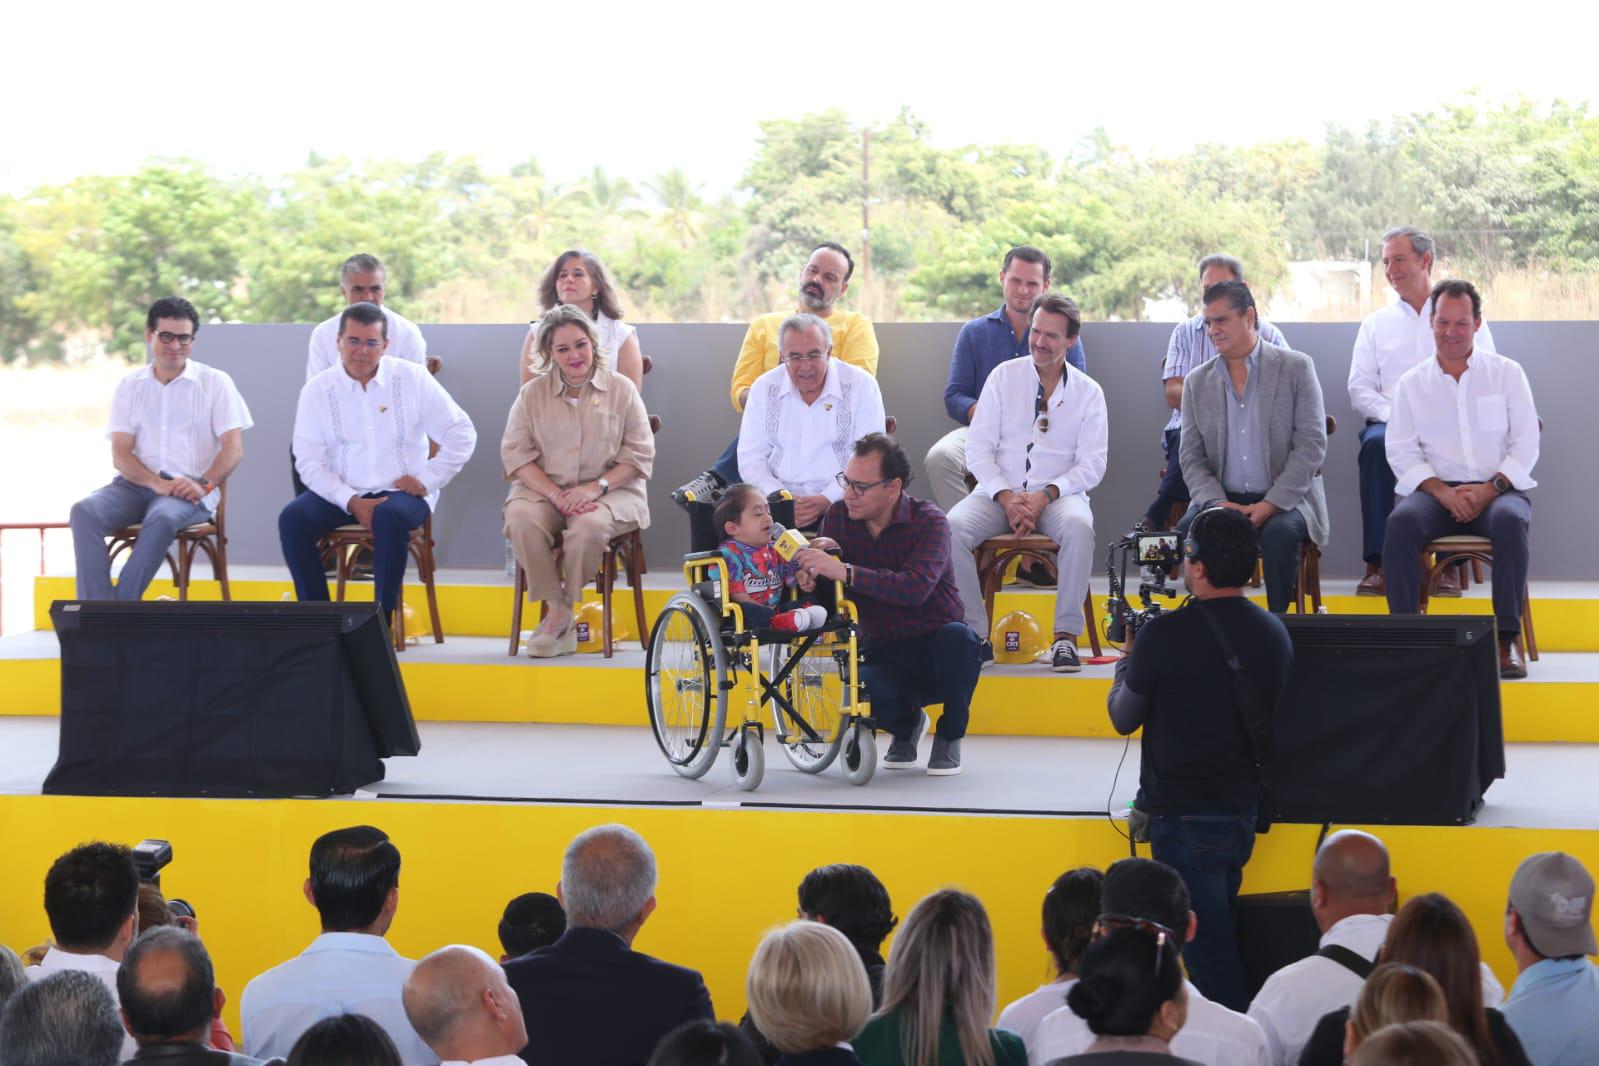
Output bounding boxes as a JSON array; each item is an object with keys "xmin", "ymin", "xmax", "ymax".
[
  {"xmin": 991, "ymin": 609, "xmax": 1045, "ymax": 664},
  {"xmin": 573, "ymin": 601, "xmax": 606, "ymax": 653},
  {"xmin": 400, "ymin": 602, "xmax": 422, "ymax": 644}
]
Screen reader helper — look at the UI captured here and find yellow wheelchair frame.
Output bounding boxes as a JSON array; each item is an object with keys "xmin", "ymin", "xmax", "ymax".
[{"xmin": 644, "ymin": 550, "xmax": 878, "ymax": 791}]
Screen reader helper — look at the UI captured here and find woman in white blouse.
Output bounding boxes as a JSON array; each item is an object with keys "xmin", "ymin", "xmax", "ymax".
[{"xmin": 517, "ymin": 249, "xmax": 645, "ymax": 390}]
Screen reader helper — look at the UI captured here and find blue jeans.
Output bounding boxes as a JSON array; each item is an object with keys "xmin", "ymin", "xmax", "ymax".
[
  {"xmin": 278, "ymin": 490, "xmax": 430, "ymax": 613},
  {"xmin": 1142, "ymin": 428, "xmax": 1189, "ymax": 528},
  {"xmin": 69, "ymin": 477, "xmax": 211, "ymax": 601},
  {"xmin": 709, "ymin": 435, "xmax": 741, "ymax": 485},
  {"xmin": 860, "ymin": 623, "xmax": 982, "ymax": 742},
  {"xmin": 1147, "ymin": 808, "xmax": 1257, "ymax": 1012},
  {"xmin": 1357, "ymin": 421, "xmax": 1396, "ymax": 566}
]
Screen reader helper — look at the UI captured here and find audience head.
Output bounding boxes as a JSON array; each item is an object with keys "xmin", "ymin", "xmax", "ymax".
[
  {"xmin": 1345, "ymin": 963, "xmax": 1448, "ymax": 1056},
  {"xmin": 1201, "ymin": 279, "xmax": 1259, "ymax": 357},
  {"xmin": 799, "ymin": 243, "xmax": 853, "ymax": 312},
  {"xmin": 498, "ymin": 891, "xmax": 568, "ymax": 961},
  {"xmin": 540, "ymin": 248, "xmax": 624, "ymax": 320},
  {"xmin": 0, "ymin": 969, "xmax": 125, "ymax": 1066},
  {"xmin": 0, "ymin": 945, "xmax": 25, "ymax": 1017},
  {"xmin": 1100, "ymin": 858, "xmax": 1195, "ymax": 956},
  {"xmin": 42, "ymin": 840, "xmax": 141, "ymax": 958},
  {"xmin": 1182, "ymin": 506, "xmax": 1260, "ymax": 594},
  {"xmin": 1505, "ymin": 851, "xmax": 1597, "ymax": 965},
  {"xmin": 287, "ymin": 1012, "xmax": 403, "ymax": 1066},
  {"xmin": 842, "ymin": 433, "xmax": 912, "ymax": 525},
  {"xmin": 1348, "ymin": 1020, "xmax": 1476, "ymax": 1066},
  {"xmin": 560, "ymin": 824, "xmax": 658, "ymax": 940},
  {"xmin": 340, "ymin": 253, "xmax": 387, "ymax": 305},
  {"xmin": 145, "ymin": 297, "xmax": 201, "ymax": 371},
  {"xmin": 713, "ymin": 483, "xmax": 771, "ymax": 547},
  {"xmin": 1067, "ymin": 924, "xmax": 1187, "ymax": 1041},
  {"xmin": 138, "ymin": 883, "xmax": 176, "ymax": 932},
  {"xmin": 748, "ymin": 921, "xmax": 872, "ymax": 1054},
  {"xmin": 1027, "ymin": 292, "xmax": 1082, "ymax": 369},
  {"xmin": 1380, "ymin": 226, "xmax": 1435, "ymax": 299},
  {"xmin": 778, "ymin": 312, "xmax": 833, "ymax": 402},
  {"xmin": 306, "ymin": 825, "xmax": 402, "ymax": 935},
  {"xmin": 1197, "ymin": 253, "xmax": 1246, "ymax": 290},
  {"xmin": 796, "ymin": 863, "xmax": 898, "ymax": 959},
  {"xmin": 116, "ymin": 926, "xmax": 219, "ymax": 1046},
  {"xmin": 403, "ymin": 945, "xmax": 527, "ymax": 1061},
  {"xmin": 1430, "ymin": 279, "xmax": 1484, "ymax": 363},
  {"xmin": 1382, "ymin": 893, "xmax": 1498, "ymax": 1063},
  {"xmin": 533, "ymin": 302, "xmax": 604, "ymax": 376},
  {"xmin": 1311, "ymin": 830, "xmax": 1396, "ymax": 930},
  {"xmin": 336, "ymin": 301, "xmax": 389, "ymax": 382},
  {"xmin": 878, "ymin": 889, "xmax": 997, "ymax": 1066},
  {"xmin": 1042, "ymin": 867, "xmax": 1103, "ymax": 979},
  {"xmin": 1000, "ymin": 246, "xmax": 1052, "ymax": 316},
  {"xmin": 648, "ymin": 1020, "xmax": 762, "ymax": 1066}
]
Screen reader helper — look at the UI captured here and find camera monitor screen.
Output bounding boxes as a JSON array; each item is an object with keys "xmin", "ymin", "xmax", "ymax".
[{"xmin": 1137, "ymin": 533, "xmax": 1179, "ymax": 566}]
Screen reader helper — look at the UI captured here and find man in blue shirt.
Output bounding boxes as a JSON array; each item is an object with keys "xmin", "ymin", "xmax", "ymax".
[
  {"xmin": 1502, "ymin": 851, "xmax": 1599, "ymax": 1066},
  {"xmin": 925, "ymin": 246, "xmax": 1086, "ymax": 515}
]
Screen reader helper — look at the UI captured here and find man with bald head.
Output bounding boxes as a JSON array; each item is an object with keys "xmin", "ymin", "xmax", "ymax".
[
  {"xmin": 403, "ymin": 946, "xmax": 527, "ymax": 1065},
  {"xmin": 118, "ymin": 926, "xmax": 278, "ymax": 1065}
]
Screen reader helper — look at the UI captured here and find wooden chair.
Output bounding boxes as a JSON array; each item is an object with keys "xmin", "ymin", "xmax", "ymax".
[
  {"xmin": 974, "ymin": 533, "xmax": 1102, "ymax": 657},
  {"xmin": 107, "ymin": 481, "xmax": 232, "ymax": 600},
  {"xmin": 1243, "ymin": 415, "xmax": 1336, "ymax": 605},
  {"xmin": 1419, "ymin": 535, "xmax": 1538, "ymax": 663},
  {"xmin": 318, "ymin": 516, "xmax": 443, "ymax": 652},
  {"xmin": 507, "ymin": 526, "xmax": 650, "ymax": 659}
]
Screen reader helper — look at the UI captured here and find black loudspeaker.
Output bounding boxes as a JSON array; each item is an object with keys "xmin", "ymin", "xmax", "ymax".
[
  {"xmin": 1267, "ymin": 615, "xmax": 1504, "ymax": 826},
  {"xmin": 1236, "ymin": 890, "xmax": 1322, "ymax": 999},
  {"xmin": 45, "ymin": 601, "xmax": 419, "ymax": 798}
]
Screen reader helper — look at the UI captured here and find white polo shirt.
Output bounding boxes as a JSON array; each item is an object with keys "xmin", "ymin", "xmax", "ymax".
[
  {"xmin": 737, "ymin": 358, "xmax": 885, "ymax": 502},
  {"xmin": 307, "ymin": 305, "xmax": 429, "ymax": 381},
  {"xmin": 1032, "ymin": 979, "xmax": 1270, "ymax": 1066},
  {"xmin": 106, "ymin": 359, "xmax": 253, "ymax": 514},
  {"xmin": 1347, "ymin": 294, "xmax": 1495, "ymax": 423},
  {"xmin": 965, "ymin": 357, "xmax": 1107, "ymax": 502},
  {"xmin": 1386, "ymin": 347, "xmax": 1539, "ymax": 496}
]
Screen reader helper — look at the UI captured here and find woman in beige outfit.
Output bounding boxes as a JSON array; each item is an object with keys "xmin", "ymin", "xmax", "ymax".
[{"xmin": 503, "ymin": 304, "xmax": 654, "ymax": 657}]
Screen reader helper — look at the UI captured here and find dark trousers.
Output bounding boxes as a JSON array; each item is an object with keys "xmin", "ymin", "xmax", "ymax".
[
  {"xmin": 289, "ymin": 446, "xmax": 308, "ymax": 498},
  {"xmin": 278, "ymin": 490, "xmax": 430, "ymax": 613},
  {"xmin": 1178, "ymin": 495, "xmax": 1307, "ymax": 613},
  {"xmin": 710, "ymin": 435, "xmax": 741, "ymax": 485},
  {"xmin": 860, "ymin": 622, "xmax": 981, "ymax": 742},
  {"xmin": 1142, "ymin": 428, "xmax": 1190, "ymax": 528},
  {"xmin": 1357, "ymin": 421, "xmax": 1397, "ymax": 566},
  {"xmin": 1147, "ymin": 808, "xmax": 1257, "ymax": 1013},
  {"xmin": 1383, "ymin": 489, "xmax": 1532, "ymax": 636}
]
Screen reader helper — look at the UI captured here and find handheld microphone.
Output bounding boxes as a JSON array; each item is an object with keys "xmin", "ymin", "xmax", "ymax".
[{"xmin": 768, "ymin": 521, "xmax": 809, "ymax": 562}]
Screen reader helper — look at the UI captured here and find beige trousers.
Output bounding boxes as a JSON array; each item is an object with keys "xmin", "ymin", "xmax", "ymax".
[{"xmin": 504, "ymin": 497, "xmax": 626, "ymax": 606}]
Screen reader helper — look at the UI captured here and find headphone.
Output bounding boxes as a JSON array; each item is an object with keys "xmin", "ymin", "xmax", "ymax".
[{"xmin": 1182, "ymin": 506, "xmax": 1228, "ymax": 568}]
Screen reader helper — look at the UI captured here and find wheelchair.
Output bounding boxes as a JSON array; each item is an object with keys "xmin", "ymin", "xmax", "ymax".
[{"xmin": 644, "ymin": 549, "xmax": 878, "ymax": 792}]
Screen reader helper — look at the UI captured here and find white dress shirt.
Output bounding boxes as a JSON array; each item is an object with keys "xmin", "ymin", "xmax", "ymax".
[
  {"xmin": 26, "ymin": 947, "xmax": 139, "ymax": 1059},
  {"xmin": 1033, "ymin": 979, "xmax": 1269, "ymax": 1066},
  {"xmin": 1386, "ymin": 347, "xmax": 1539, "ymax": 497},
  {"xmin": 997, "ymin": 977, "xmax": 1074, "ymax": 1050},
  {"xmin": 307, "ymin": 304, "xmax": 429, "ymax": 381},
  {"xmin": 106, "ymin": 359, "xmax": 253, "ymax": 514},
  {"xmin": 1347, "ymin": 294, "xmax": 1496, "ymax": 423},
  {"xmin": 241, "ymin": 932, "xmax": 436, "ymax": 1065},
  {"xmin": 738, "ymin": 358, "xmax": 885, "ymax": 502},
  {"xmin": 293, "ymin": 356, "xmax": 477, "ymax": 513},
  {"xmin": 966, "ymin": 358, "xmax": 1108, "ymax": 502}
]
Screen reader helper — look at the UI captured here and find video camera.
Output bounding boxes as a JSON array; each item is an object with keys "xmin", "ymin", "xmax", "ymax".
[{"xmin": 1103, "ymin": 530, "xmax": 1181, "ymax": 643}]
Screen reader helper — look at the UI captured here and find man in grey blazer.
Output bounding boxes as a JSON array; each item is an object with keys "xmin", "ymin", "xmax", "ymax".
[{"xmin": 1178, "ymin": 280, "xmax": 1328, "ymax": 612}]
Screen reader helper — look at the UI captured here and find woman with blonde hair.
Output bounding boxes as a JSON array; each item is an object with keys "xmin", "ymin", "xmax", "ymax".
[
  {"xmin": 854, "ymin": 890, "xmax": 1025, "ymax": 1066},
  {"xmin": 519, "ymin": 249, "xmax": 645, "ymax": 390},
  {"xmin": 1348, "ymin": 1020, "xmax": 1477, "ymax": 1066},
  {"xmin": 1343, "ymin": 963, "xmax": 1448, "ymax": 1058},
  {"xmin": 747, "ymin": 921, "xmax": 873, "ymax": 1064},
  {"xmin": 502, "ymin": 304, "xmax": 653, "ymax": 656}
]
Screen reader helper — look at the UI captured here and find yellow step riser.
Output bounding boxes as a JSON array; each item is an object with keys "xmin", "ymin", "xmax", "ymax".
[
  {"xmin": 29, "ymin": 576, "xmax": 1599, "ymax": 653},
  {"xmin": 3, "ymin": 657, "xmax": 1595, "ymax": 743}
]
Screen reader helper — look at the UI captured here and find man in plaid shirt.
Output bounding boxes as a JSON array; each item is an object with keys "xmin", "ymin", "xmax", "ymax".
[{"xmin": 794, "ymin": 433, "xmax": 982, "ymax": 776}]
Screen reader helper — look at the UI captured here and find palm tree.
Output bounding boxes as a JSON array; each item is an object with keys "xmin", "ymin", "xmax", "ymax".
[
  {"xmin": 584, "ymin": 166, "xmax": 639, "ymax": 217},
  {"xmin": 644, "ymin": 167, "xmax": 704, "ymax": 246},
  {"xmin": 505, "ymin": 158, "xmax": 589, "ymax": 240}
]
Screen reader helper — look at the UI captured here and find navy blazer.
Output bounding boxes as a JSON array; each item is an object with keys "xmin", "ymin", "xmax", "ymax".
[{"xmin": 503, "ymin": 925, "xmax": 714, "ymax": 1066}]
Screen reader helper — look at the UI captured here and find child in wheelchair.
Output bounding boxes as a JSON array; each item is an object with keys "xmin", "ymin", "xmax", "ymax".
[{"xmin": 712, "ymin": 484, "xmax": 836, "ymax": 632}]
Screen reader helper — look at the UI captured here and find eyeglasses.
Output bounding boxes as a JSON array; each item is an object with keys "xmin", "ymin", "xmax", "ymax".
[
  {"xmin": 1093, "ymin": 913, "xmax": 1175, "ymax": 971},
  {"xmin": 340, "ymin": 337, "xmax": 385, "ymax": 351},
  {"xmin": 784, "ymin": 352, "xmax": 827, "ymax": 365},
  {"xmin": 154, "ymin": 332, "xmax": 195, "ymax": 347},
  {"xmin": 836, "ymin": 472, "xmax": 891, "ymax": 495}
]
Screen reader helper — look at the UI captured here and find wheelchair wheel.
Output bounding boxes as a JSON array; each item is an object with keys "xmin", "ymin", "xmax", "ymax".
[
  {"xmin": 768, "ymin": 643, "xmax": 848, "ymax": 774},
  {"xmin": 731, "ymin": 727, "xmax": 765, "ymax": 791},
  {"xmin": 645, "ymin": 592, "xmax": 728, "ymax": 780},
  {"xmin": 841, "ymin": 721, "xmax": 877, "ymax": 787}
]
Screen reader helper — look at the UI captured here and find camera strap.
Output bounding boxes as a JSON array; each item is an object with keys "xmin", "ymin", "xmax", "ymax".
[{"xmin": 1193, "ymin": 601, "xmax": 1275, "ymax": 767}]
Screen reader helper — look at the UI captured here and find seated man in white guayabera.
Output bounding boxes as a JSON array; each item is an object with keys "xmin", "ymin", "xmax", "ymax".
[
  {"xmin": 949, "ymin": 292, "xmax": 1108, "ymax": 674},
  {"xmin": 70, "ymin": 296, "xmax": 252, "ymax": 601}
]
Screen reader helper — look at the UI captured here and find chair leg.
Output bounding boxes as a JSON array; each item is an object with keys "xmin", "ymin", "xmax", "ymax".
[
  {"xmin": 628, "ymin": 535, "xmax": 649, "ymax": 652},
  {"xmin": 215, "ymin": 536, "xmax": 231, "ymax": 601},
  {"xmin": 978, "ymin": 548, "xmax": 998, "ymax": 625},
  {"xmin": 422, "ymin": 542, "xmax": 444, "ymax": 645},
  {"xmin": 1307, "ymin": 547, "xmax": 1323, "ymax": 613},
  {"xmin": 393, "ymin": 589, "xmax": 406, "ymax": 652},
  {"xmin": 335, "ymin": 544, "xmax": 350, "ymax": 602},
  {"xmin": 177, "ymin": 541, "xmax": 193, "ymax": 602},
  {"xmin": 1083, "ymin": 591, "xmax": 1101, "ymax": 657},
  {"xmin": 600, "ymin": 545, "xmax": 617, "ymax": 659},
  {"xmin": 509, "ymin": 565, "xmax": 526, "ymax": 657}
]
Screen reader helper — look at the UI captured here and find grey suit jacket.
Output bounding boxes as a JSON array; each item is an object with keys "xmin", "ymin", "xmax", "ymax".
[{"xmin": 1179, "ymin": 340, "xmax": 1330, "ymax": 545}]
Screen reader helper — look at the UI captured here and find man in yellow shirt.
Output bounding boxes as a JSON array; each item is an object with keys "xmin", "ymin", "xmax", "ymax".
[{"xmin": 672, "ymin": 242, "xmax": 880, "ymax": 508}]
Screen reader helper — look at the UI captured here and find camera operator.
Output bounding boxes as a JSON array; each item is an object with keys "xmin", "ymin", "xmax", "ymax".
[{"xmin": 1105, "ymin": 506, "xmax": 1293, "ymax": 1015}]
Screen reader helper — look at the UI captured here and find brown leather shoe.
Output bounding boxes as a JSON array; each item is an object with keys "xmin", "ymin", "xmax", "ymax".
[
  {"xmin": 1356, "ymin": 564, "xmax": 1385, "ymax": 596},
  {"xmin": 1432, "ymin": 566, "xmax": 1463, "ymax": 598},
  {"xmin": 1499, "ymin": 638, "xmax": 1528, "ymax": 680}
]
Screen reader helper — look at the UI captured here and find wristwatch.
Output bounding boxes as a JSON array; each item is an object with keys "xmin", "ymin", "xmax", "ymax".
[
  {"xmin": 596, "ymin": 477, "xmax": 611, "ymax": 496},
  {"xmin": 1490, "ymin": 475, "xmax": 1512, "ymax": 495}
]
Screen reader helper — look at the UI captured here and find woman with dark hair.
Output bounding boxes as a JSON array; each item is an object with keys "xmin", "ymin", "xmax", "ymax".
[
  {"xmin": 853, "ymin": 889, "xmax": 1026, "ymax": 1066},
  {"xmin": 286, "ymin": 1013, "xmax": 402, "ymax": 1066},
  {"xmin": 998, "ymin": 868, "xmax": 1103, "ymax": 1048},
  {"xmin": 1048, "ymin": 924, "xmax": 1202, "ymax": 1064},
  {"xmin": 650, "ymin": 1020, "xmax": 764, "ymax": 1066},
  {"xmin": 1298, "ymin": 893, "xmax": 1531, "ymax": 1066},
  {"xmin": 519, "ymin": 249, "xmax": 645, "ymax": 390}
]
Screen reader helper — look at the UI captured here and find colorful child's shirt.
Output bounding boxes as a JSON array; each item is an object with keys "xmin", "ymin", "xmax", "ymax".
[{"xmin": 718, "ymin": 538, "xmax": 797, "ymax": 607}]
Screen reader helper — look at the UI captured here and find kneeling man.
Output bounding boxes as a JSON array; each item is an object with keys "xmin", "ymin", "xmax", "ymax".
[{"xmin": 949, "ymin": 293, "xmax": 1107, "ymax": 672}]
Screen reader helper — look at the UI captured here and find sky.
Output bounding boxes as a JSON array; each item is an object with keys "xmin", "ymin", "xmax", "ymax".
[{"xmin": 5, "ymin": 0, "xmax": 1596, "ymax": 198}]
